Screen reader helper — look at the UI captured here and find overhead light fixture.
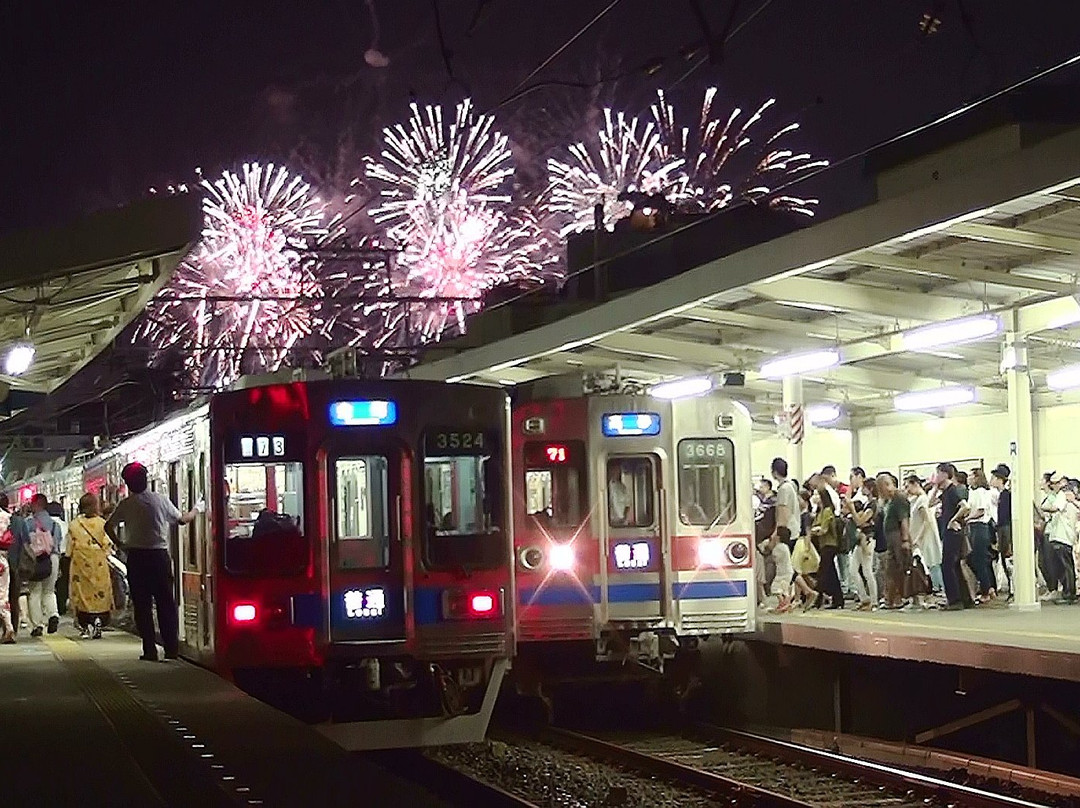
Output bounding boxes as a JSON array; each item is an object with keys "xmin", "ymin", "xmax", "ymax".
[
  {"xmin": 650, "ymin": 375, "xmax": 713, "ymax": 399},
  {"xmin": 893, "ymin": 386, "xmax": 975, "ymax": 411},
  {"xmin": 3, "ymin": 341, "xmax": 35, "ymax": 377},
  {"xmin": 901, "ymin": 314, "xmax": 1000, "ymax": 352},
  {"xmin": 806, "ymin": 403, "xmax": 842, "ymax": 425},
  {"xmin": 760, "ymin": 349, "xmax": 840, "ymax": 379},
  {"xmin": 1047, "ymin": 363, "xmax": 1080, "ymax": 391}
]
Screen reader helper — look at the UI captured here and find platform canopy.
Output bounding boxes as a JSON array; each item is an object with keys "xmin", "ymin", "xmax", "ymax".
[
  {"xmin": 405, "ymin": 120, "xmax": 1080, "ymax": 430},
  {"xmin": 0, "ymin": 194, "xmax": 202, "ymax": 405}
]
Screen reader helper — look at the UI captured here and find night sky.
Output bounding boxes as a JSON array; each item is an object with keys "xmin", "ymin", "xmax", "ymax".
[{"xmin": 5, "ymin": 0, "xmax": 1080, "ymax": 233}]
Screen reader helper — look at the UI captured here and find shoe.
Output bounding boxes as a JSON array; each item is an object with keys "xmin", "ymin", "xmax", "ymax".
[
  {"xmin": 91, "ymin": 618, "xmax": 102, "ymax": 640},
  {"xmin": 47, "ymin": 616, "xmax": 59, "ymax": 634},
  {"xmin": 30, "ymin": 627, "xmax": 43, "ymax": 638},
  {"xmin": 1, "ymin": 631, "xmax": 14, "ymax": 644}
]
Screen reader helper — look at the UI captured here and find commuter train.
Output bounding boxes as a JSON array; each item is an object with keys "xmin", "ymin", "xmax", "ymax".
[
  {"xmin": 510, "ymin": 381, "xmax": 756, "ymax": 699},
  {"xmin": 6, "ymin": 377, "xmax": 514, "ymax": 750}
]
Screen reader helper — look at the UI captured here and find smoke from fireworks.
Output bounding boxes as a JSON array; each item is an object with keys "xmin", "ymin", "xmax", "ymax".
[
  {"xmin": 363, "ymin": 99, "xmax": 560, "ymax": 342},
  {"xmin": 546, "ymin": 89, "xmax": 828, "ymax": 236},
  {"xmin": 138, "ymin": 163, "xmax": 346, "ymax": 389}
]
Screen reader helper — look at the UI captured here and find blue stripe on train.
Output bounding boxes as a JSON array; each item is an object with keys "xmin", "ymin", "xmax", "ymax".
[{"xmin": 520, "ymin": 579, "xmax": 748, "ymax": 607}]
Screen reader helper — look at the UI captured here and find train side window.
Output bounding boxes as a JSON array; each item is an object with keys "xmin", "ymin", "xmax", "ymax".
[
  {"xmin": 223, "ymin": 462, "xmax": 306, "ymax": 575},
  {"xmin": 523, "ymin": 440, "xmax": 586, "ymax": 528},
  {"xmin": 185, "ymin": 466, "xmax": 197, "ymax": 571},
  {"xmin": 606, "ymin": 456, "xmax": 655, "ymax": 528},
  {"xmin": 333, "ymin": 457, "xmax": 390, "ymax": 569},
  {"xmin": 676, "ymin": 438, "xmax": 736, "ymax": 527}
]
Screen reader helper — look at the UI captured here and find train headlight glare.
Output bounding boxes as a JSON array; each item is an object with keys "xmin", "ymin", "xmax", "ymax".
[
  {"xmin": 698, "ymin": 539, "xmax": 725, "ymax": 568},
  {"xmin": 549, "ymin": 543, "xmax": 575, "ymax": 572}
]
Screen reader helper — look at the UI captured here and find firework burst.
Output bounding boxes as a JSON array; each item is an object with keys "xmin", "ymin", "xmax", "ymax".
[
  {"xmin": 650, "ymin": 88, "xmax": 828, "ymax": 216},
  {"xmin": 364, "ymin": 100, "xmax": 561, "ymax": 342},
  {"xmin": 139, "ymin": 163, "xmax": 344, "ymax": 389},
  {"xmin": 546, "ymin": 89, "xmax": 828, "ymax": 236}
]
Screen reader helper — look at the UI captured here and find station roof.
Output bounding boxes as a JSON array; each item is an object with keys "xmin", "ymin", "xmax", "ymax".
[
  {"xmin": 405, "ymin": 120, "xmax": 1080, "ymax": 430},
  {"xmin": 0, "ymin": 194, "xmax": 202, "ymax": 402}
]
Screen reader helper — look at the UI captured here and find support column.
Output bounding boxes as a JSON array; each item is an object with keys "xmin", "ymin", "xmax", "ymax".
[
  {"xmin": 1004, "ymin": 325, "xmax": 1038, "ymax": 610},
  {"xmin": 782, "ymin": 376, "xmax": 804, "ymax": 484}
]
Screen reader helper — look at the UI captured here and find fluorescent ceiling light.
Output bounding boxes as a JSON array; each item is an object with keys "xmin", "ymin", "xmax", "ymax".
[
  {"xmin": 760, "ymin": 349, "xmax": 840, "ymax": 379},
  {"xmin": 806, "ymin": 403, "xmax": 842, "ymax": 425},
  {"xmin": 3, "ymin": 342, "xmax": 35, "ymax": 376},
  {"xmin": 893, "ymin": 386, "xmax": 975, "ymax": 411},
  {"xmin": 901, "ymin": 315, "xmax": 1000, "ymax": 352},
  {"xmin": 650, "ymin": 376, "xmax": 713, "ymax": 399},
  {"xmin": 1047, "ymin": 363, "xmax": 1080, "ymax": 391}
]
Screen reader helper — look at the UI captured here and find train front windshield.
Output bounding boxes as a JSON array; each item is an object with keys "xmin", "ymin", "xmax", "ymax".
[
  {"xmin": 423, "ymin": 429, "xmax": 504, "ymax": 569},
  {"xmin": 224, "ymin": 461, "xmax": 307, "ymax": 575}
]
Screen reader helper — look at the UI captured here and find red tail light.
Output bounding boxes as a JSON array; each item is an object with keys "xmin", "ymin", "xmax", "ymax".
[
  {"xmin": 469, "ymin": 593, "xmax": 495, "ymax": 615},
  {"xmin": 231, "ymin": 602, "xmax": 258, "ymax": 624},
  {"xmin": 443, "ymin": 589, "xmax": 502, "ymax": 619}
]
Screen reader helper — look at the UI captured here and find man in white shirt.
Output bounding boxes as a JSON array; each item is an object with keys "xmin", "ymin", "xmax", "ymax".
[
  {"xmin": 105, "ymin": 462, "xmax": 198, "ymax": 661},
  {"xmin": 1041, "ymin": 474, "xmax": 1078, "ymax": 603},
  {"xmin": 770, "ymin": 458, "xmax": 801, "ymax": 546}
]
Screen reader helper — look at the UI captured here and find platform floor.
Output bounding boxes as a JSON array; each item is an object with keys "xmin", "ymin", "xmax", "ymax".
[
  {"xmin": 755, "ymin": 601, "xmax": 1080, "ymax": 682},
  {"xmin": 0, "ymin": 624, "xmax": 451, "ymax": 807}
]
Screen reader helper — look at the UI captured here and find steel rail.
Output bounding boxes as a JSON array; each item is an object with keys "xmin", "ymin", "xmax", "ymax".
[
  {"xmin": 705, "ymin": 725, "xmax": 1050, "ymax": 808},
  {"xmin": 540, "ymin": 727, "xmax": 817, "ymax": 808}
]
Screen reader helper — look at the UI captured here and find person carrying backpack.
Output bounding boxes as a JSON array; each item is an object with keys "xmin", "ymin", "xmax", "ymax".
[
  {"xmin": 0, "ymin": 493, "xmax": 24, "ymax": 643},
  {"xmin": 24, "ymin": 494, "xmax": 62, "ymax": 637}
]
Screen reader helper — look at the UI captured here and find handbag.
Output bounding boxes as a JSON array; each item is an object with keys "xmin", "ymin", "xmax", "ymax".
[
  {"xmin": 28, "ymin": 550, "xmax": 52, "ymax": 582},
  {"xmin": 107, "ymin": 555, "xmax": 128, "ymax": 610}
]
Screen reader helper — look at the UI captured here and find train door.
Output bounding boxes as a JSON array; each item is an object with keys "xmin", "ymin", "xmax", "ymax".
[
  {"xmin": 325, "ymin": 443, "xmax": 408, "ymax": 644},
  {"xmin": 198, "ymin": 452, "xmax": 214, "ymax": 653},
  {"xmin": 168, "ymin": 462, "xmax": 184, "ymax": 636},
  {"xmin": 600, "ymin": 454, "xmax": 665, "ymax": 623},
  {"xmin": 181, "ymin": 461, "xmax": 205, "ymax": 656}
]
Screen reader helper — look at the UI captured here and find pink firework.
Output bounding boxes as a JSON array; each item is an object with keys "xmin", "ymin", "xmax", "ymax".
[
  {"xmin": 139, "ymin": 163, "xmax": 342, "ymax": 389},
  {"xmin": 546, "ymin": 89, "xmax": 828, "ymax": 236},
  {"xmin": 364, "ymin": 100, "xmax": 561, "ymax": 343}
]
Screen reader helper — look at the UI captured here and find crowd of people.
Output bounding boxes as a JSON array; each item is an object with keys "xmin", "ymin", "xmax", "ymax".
[
  {"xmin": 1, "ymin": 462, "xmax": 197, "ymax": 660},
  {"xmin": 0, "ymin": 491, "xmax": 118, "ymax": 644},
  {"xmin": 754, "ymin": 458, "xmax": 1080, "ymax": 613}
]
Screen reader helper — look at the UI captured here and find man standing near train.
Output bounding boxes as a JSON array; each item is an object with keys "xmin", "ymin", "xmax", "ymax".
[{"xmin": 105, "ymin": 462, "xmax": 198, "ymax": 661}]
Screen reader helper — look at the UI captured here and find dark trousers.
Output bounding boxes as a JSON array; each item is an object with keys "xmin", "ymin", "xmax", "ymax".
[
  {"xmin": 1050, "ymin": 542, "xmax": 1077, "ymax": 602},
  {"xmin": 818, "ymin": 546, "xmax": 844, "ymax": 606},
  {"xmin": 942, "ymin": 529, "xmax": 965, "ymax": 606},
  {"xmin": 126, "ymin": 548, "xmax": 178, "ymax": 658},
  {"xmin": 7, "ymin": 563, "xmax": 19, "ymax": 632},
  {"xmin": 56, "ymin": 555, "xmax": 71, "ymax": 614},
  {"xmin": 968, "ymin": 522, "xmax": 995, "ymax": 595}
]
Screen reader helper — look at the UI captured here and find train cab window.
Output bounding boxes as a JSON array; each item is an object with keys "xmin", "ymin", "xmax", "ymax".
[
  {"xmin": 223, "ymin": 462, "xmax": 306, "ymax": 575},
  {"xmin": 523, "ymin": 441, "xmax": 586, "ymax": 528},
  {"xmin": 333, "ymin": 457, "xmax": 390, "ymax": 569},
  {"xmin": 606, "ymin": 456, "xmax": 655, "ymax": 528},
  {"xmin": 677, "ymin": 438, "xmax": 736, "ymax": 527},
  {"xmin": 423, "ymin": 429, "xmax": 503, "ymax": 569}
]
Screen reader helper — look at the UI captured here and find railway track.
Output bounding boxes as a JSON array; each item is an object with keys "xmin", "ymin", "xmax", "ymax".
[
  {"xmin": 375, "ymin": 749, "xmax": 540, "ymax": 808},
  {"xmin": 539, "ymin": 725, "xmax": 1052, "ymax": 808}
]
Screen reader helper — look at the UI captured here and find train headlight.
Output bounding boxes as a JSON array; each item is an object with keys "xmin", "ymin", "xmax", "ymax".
[
  {"xmin": 698, "ymin": 539, "xmax": 725, "ymax": 568},
  {"xmin": 549, "ymin": 543, "xmax": 575, "ymax": 572},
  {"xmin": 726, "ymin": 540, "xmax": 750, "ymax": 566},
  {"xmin": 519, "ymin": 545, "xmax": 544, "ymax": 571}
]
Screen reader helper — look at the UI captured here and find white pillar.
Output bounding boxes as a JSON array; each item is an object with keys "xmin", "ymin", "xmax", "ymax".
[
  {"xmin": 1004, "ymin": 326, "xmax": 1038, "ymax": 610},
  {"xmin": 782, "ymin": 376, "xmax": 804, "ymax": 484}
]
